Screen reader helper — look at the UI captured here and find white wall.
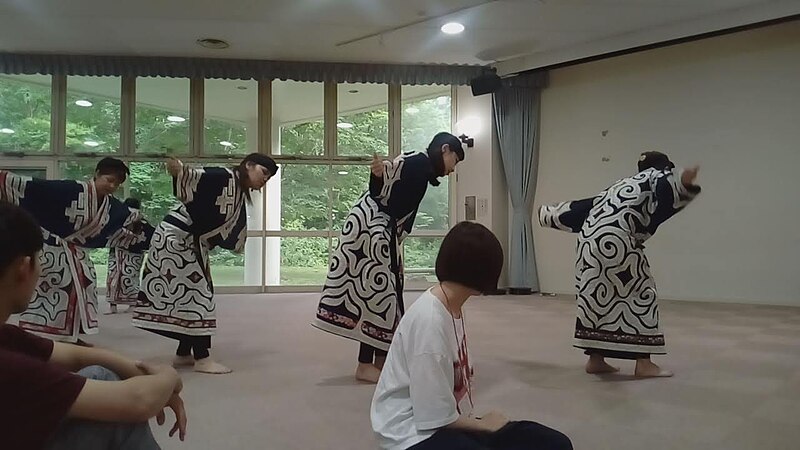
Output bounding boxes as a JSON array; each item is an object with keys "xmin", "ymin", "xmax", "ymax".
[
  {"xmin": 534, "ymin": 21, "xmax": 800, "ymax": 306},
  {"xmin": 455, "ymin": 86, "xmax": 510, "ymax": 288}
]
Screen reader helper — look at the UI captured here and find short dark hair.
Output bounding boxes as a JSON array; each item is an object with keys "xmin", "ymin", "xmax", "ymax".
[
  {"xmin": 236, "ymin": 153, "xmax": 280, "ymax": 203},
  {"xmin": 426, "ymin": 132, "xmax": 465, "ymax": 185},
  {"xmin": 123, "ymin": 198, "xmax": 141, "ymax": 209},
  {"xmin": 95, "ymin": 157, "xmax": 130, "ymax": 182},
  {"xmin": 0, "ymin": 201, "xmax": 43, "ymax": 276},
  {"xmin": 638, "ymin": 151, "xmax": 674, "ymax": 172},
  {"xmin": 435, "ymin": 221, "xmax": 503, "ymax": 293}
]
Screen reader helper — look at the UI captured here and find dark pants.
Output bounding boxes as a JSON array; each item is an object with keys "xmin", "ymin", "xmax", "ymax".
[
  {"xmin": 147, "ymin": 328, "xmax": 211, "ymax": 360},
  {"xmin": 358, "ymin": 343, "xmax": 387, "ymax": 364},
  {"xmin": 45, "ymin": 366, "xmax": 160, "ymax": 450},
  {"xmin": 409, "ymin": 421, "xmax": 572, "ymax": 450},
  {"xmin": 583, "ymin": 348, "xmax": 649, "ymax": 360}
]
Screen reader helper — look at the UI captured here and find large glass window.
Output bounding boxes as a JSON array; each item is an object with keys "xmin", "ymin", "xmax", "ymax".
[
  {"xmin": 266, "ymin": 237, "xmax": 329, "ymax": 286},
  {"xmin": 66, "ymin": 76, "xmax": 121, "ymax": 154},
  {"xmin": 0, "ymin": 75, "xmax": 52, "ymax": 153},
  {"xmin": 204, "ymin": 79, "xmax": 256, "ymax": 156},
  {"xmin": 136, "ymin": 78, "xmax": 190, "ymax": 155},
  {"xmin": 2, "ymin": 74, "xmax": 454, "ymax": 291},
  {"xmin": 337, "ymin": 83, "xmax": 388, "ymax": 157},
  {"xmin": 274, "ymin": 81, "xmax": 324, "ymax": 156},
  {"xmin": 277, "ymin": 163, "xmax": 329, "ymax": 231}
]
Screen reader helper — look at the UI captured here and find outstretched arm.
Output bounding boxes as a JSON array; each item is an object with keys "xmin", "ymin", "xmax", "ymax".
[{"xmin": 538, "ymin": 197, "xmax": 595, "ymax": 233}]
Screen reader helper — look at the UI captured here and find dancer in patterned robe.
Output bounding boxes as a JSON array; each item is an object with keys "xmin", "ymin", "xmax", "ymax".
[
  {"xmin": 0, "ymin": 158, "xmax": 143, "ymax": 345},
  {"xmin": 313, "ymin": 132, "xmax": 465, "ymax": 383},
  {"xmin": 106, "ymin": 198, "xmax": 155, "ymax": 314},
  {"xmin": 538, "ymin": 152, "xmax": 700, "ymax": 377},
  {"xmin": 133, "ymin": 153, "xmax": 278, "ymax": 374}
]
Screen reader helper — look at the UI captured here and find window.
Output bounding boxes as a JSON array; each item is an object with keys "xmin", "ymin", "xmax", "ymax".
[
  {"xmin": 277, "ymin": 163, "xmax": 329, "ymax": 231},
  {"xmin": 274, "ymin": 81, "xmax": 324, "ymax": 156},
  {"xmin": 126, "ymin": 161, "xmax": 176, "ymax": 224},
  {"xmin": 401, "ymin": 86, "xmax": 452, "ymax": 282},
  {"xmin": 404, "ymin": 236, "xmax": 443, "ymax": 284},
  {"xmin": 0, "ymin": 75, "xmax": 52, "ymax": 153},
  {"xmin": 401, "ymin": 85, "xmax": 452, "ymax": 154},
  {"xmin": 337, "ymin": 83, "xmax": 388, "ymax": 156},
  {"xmin": 266, "ymin": 237, "xmax": 329, "ymax": 286},
  {"xmin": 1, "ymin": 70, "xmax": 455, "ymax": 292},
  {"xmin": 330, "ymin": 164, "xmax": 369, "ymax": 230},
  {"xmin": 204, "ymin": 79, "xmax": 256, "ymax": 156},
  {"xmin": 136, "ymin": 78, "xmax": 190, "ymax": 155},
  {"xmin": 66, "ymin": 76, "xmax": 121, "ymax": 154}
]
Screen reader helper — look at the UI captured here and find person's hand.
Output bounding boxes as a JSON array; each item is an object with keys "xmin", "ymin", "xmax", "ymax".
[
  {"xmin": 166, "ymin": 157, "xmax": 183, "ymax": 177},
  {"xmin": 478, "ymin": 410, "xmax": 510, "ymax": 432},
  {"xmin": 135, "ymin": 361, "xmax": 182, "ymax": 392},
  {"xmin": 156, "ymin": 393, "xmax": 188, "ymax": 441},
  {"xmin": 681, "ymin": 165, "xmax": 699, "ymax": 187},
  {"xmin": 371, "ymin": 153, "xmax": 384, "ymax": 177}
]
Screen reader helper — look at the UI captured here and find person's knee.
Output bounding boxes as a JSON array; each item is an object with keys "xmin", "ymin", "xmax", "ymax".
[
  {"xmin": 515, "ymin": 421, "xmax": 573, "ymax": 450},
  {"xmin": 77, "ymin": 365, "xmax": 121, "ymax": 381}
]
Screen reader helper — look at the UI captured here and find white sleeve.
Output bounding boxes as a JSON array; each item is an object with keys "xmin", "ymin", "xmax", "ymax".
[{"xmin": 408, "ymin": 352, "xmax": 458, "ymax": 431}]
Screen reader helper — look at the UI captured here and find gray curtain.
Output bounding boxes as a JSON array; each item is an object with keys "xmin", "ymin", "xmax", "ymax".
[
  {"xmin": 0, "ymin": 53, "xmax": 493, "ymax": 85},
  {"xmin": 492, "ymin": 83, "xmax": 545, "ymax": 292}
]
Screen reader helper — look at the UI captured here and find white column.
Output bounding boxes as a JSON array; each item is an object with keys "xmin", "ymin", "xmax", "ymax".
[
  {"xmin": 244, "ymin": 118, "xmax": 263, "ymax": 286},
  {"xmin": 265, "ymin": 121, "xmax": 282, "ymax": 285}
]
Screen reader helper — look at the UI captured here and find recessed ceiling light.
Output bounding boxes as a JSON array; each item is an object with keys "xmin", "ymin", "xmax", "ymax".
[
  {"xmin": 196, "ymin": 38, "xmax": 230, "ymax": 49},
  {"xmin": 337, "ymin": 122, "xmax": 354, "ymax": 129},
  {"xmin": 237, "ymin": 86, "xmax": 248, "ymax": 90},
  {"xmin": 441, "ymin": 22, "xmax": 465, "ymax": 35},
  {"xmin": 405, "ymin": 106, "xmax": 420, "ymax": 114},
  {"xmin": 338, "ymin": 171, "xmax": 349, "ymax": 175},
  {"xmin": 220, "ymin": 141, "xmax": 234, "ymax": 147},
  {"xmin": 75, "ymin": 100, "xmax": 93, "ymax": 107},
  {"xmin": 84, "ymin": 140, "xmax": 100, "ymax": 147},
  {"xmin": 0, "ymin": 128, "xmax": 15, "ymax": 134},
  {"xmin": 348, "ymin": 90, "xmax": 359, "ymax": 94},
  {"xmin": 167, "ymin": 115, "xmax": 186, "ymax": 123}
]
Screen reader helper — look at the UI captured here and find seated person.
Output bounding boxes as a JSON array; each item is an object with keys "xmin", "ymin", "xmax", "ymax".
[
  {"xmin": 0, "ymin": 201, "xmax": 187, "ymax": 450},
  {"xmin": 371, "ymin": 221, "xmax": 573, "ymax": 450}
]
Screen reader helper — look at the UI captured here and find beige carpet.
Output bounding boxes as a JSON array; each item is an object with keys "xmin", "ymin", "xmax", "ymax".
[{"xmin": 89, "ymin": 293, "xmax": 800, "ymax": 450}]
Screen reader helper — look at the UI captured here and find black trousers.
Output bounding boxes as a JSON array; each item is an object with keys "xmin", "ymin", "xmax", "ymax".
[
  {"xmin": 146, "ymin": 328, "xmax": 211, "ymax": 360},
  {"xmin": 409, "ymin": 421, "xmax": 573, "ymax": 450},
  {"xmin": 358, "ymin": 343, "xmax": 387, "ymax": 364}
]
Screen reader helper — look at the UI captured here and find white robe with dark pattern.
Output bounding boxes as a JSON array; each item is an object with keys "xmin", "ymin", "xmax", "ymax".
[
  {"xmin": 313, "ymin": 152, "xmax": 434, "ymax": 351},
  {"xmin": 539, "ymin": 167, "xmax": 700, "ymax": 356}
]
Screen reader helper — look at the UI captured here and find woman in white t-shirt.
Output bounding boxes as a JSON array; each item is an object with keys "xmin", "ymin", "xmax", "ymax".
[{"xmin": 371, "ymin": 222, "xmax": 572, "ymax": 450}]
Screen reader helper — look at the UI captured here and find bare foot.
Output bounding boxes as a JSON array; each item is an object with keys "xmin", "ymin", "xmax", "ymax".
[
  {"xmin": 635, "ymin": 359, "xmax": 674, "ymax": 378},
  {"xmin": 194, "ymin": 358, "xmax": 232, "ymax": 374},
  {"xmin": 585, "ymin": 355, "xmax": 619, "ymax": 374},
  {"xmin": 355, "ymin": 363, "xmax": 381, "ymax": 383},
  {"xmin": 172, "ymin": 355, "xmax": 195, "ymax": 368}
]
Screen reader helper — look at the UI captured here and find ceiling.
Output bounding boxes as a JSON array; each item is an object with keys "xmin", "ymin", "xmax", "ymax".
[{"xmin": 0, "ymin": 0, "xmax": 798, "ymax": 75}]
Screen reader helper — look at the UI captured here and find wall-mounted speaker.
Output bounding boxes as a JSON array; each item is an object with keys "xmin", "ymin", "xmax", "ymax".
[{"xmin": 470, "ymin": 73, "xmax": 502, "ymax": 96}]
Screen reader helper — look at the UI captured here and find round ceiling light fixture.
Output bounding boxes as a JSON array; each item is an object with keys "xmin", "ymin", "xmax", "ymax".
[
  {"xmin": 166, "ymin": 115, "xmax": 186, "ymax": 123},
  {"xmin": 337, "ymin": 122, "xmax": 354, "ymax": 129},
  {"xmin": 441, "ymin": 22, "xmax": 465, "ymax": 35},
  {"xmin": 220, "ymin": 141, "xmax": 234, "ymax": 147},
  {"xmin": 196, "ymin": 38, "xmax": 230, "ymax": 50},
  {"xmin": 75, "ymin": 100, "xmax": 93, "ymax": 107},
  {"xmin": 84, "ymin": 140, "xmax": 100, "ymax": 147},
  {"xmin": 0, "ymin": 128, "xmax": 15, "ymax": 134}
]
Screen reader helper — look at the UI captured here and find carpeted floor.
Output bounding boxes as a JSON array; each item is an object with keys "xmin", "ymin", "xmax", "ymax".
[{"xmin": 89, "ymin": 292, "xmax": 800, "ymax": 450}]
